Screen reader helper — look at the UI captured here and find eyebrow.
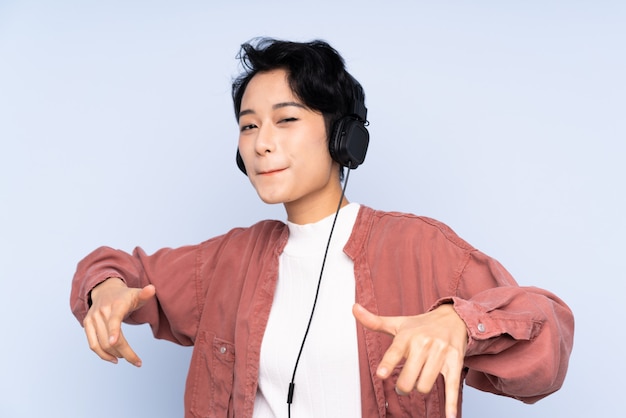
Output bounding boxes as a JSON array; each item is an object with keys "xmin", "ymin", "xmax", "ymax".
[{"xmin": 238, "ymin": 101, "xmax": 306, "ymax": 119}]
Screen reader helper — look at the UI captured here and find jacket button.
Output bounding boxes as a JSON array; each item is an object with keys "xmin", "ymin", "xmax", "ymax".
[
  {"xmin": 220, "ymin": 346, "xmax": 227, "ymax": 354},
  {"xmin": 477, "ymin": 323, "xmax": 486, "ymax": 333},
  {"xmin": 385, "ymin": 401, "xmax": 389, "ymax": 409}
]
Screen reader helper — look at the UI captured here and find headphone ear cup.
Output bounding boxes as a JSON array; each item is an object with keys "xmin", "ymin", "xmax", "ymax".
[
  {"xmin": 236, "ymin": 150, "xmax": 248, "ymax": 175},
  {"xmin": 329, "ymin": 117, "xmax": 369, "ymax": 169}
]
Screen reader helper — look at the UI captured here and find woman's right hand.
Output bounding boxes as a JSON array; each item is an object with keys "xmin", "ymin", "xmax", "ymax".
[{"xmin": 82, "ymin": 277, "xmax": 156, "ymax": 366}]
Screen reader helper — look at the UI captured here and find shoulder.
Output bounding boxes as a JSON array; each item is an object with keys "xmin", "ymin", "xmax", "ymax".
[
  {"xmin": 230, "ymin": 218, "xmax": 286, "ymax": 237},
  {"xmin": 360, "ymin": 206, "xmax": 475, "ymax": 252},
  {"xmin": 198, "ymin": 219, "xmax": 288, "ymax": 250}
]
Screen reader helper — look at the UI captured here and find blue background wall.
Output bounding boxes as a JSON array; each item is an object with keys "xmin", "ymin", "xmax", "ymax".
[{"xmin": 1, "ymin": 1, "xmax": 624, "ymax": 416}]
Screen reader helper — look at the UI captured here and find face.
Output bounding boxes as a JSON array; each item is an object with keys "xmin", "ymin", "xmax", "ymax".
[{"xmin": 238, "ymin": 69, "xmax": 344, "ymax": 223}]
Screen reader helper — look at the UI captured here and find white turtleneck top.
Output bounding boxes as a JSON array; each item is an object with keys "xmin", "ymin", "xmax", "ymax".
[{"xmin": 253, "ymin": 203, "xmax": 362, "ymax": 417}]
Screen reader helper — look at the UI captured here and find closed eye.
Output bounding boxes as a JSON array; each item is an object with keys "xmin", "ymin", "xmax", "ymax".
[{"xmin": 279, "ymin": 117, "xmax": 298, "ymax": 124}]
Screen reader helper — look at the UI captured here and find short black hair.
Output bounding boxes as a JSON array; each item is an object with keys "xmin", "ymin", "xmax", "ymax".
[{"xmin": 231, "ymin": 37, "xmax": 365, "ymax": 135}]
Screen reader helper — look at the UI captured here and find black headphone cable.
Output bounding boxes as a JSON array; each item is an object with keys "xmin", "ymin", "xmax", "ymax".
[{"xmin": 286, "ymin": 167, "xmax": 352, "ymax": 418}]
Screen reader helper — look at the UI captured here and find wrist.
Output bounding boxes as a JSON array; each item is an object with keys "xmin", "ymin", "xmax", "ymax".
[{"xmin": 88, "ymin": 277, "xmax": 125, "ymax": 306}]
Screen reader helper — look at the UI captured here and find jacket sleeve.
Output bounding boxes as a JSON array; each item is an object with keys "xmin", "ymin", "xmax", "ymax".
[
  {"xmin": 69, "ymin": 241, "xmax": 207, "ymax": 346},
  {"xmin": 444, "ymin": 250, "xmax": 574, "ymax": 403}
]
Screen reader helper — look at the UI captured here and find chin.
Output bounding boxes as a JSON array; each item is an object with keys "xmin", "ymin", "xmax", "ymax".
[{"xmin": 256, "ymin": 192, "xmax": 287, "ymax": 205}]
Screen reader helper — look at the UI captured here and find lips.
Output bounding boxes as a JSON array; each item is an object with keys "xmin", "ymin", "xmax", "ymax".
[{"xmin": 258, "ymin": 167, "xmax": 286, "ymax": 175}]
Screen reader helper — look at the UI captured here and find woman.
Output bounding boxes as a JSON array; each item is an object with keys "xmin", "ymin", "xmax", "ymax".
[{"xmin": 71, "ymin": 38, "xmax": 574, "ymax": 418}]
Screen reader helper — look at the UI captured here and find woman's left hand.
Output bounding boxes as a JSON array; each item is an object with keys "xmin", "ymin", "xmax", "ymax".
[{"xmin": 352, "ymin": 303, "xmax": 468, "ymax": 418}]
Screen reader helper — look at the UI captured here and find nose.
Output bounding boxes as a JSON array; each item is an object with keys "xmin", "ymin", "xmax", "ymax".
[{"xmin": 254, "ymin": 124, "xmax": 277, "ymax": 156}]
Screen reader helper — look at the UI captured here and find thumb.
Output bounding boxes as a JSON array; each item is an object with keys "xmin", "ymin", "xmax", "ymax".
[
  {"xmin": 133, "ymin": 284, "xmax": 156, "ymax": 310},
  {"xmin": 352, "ymin": 303, "xmax": 399, "ymax": 336}
]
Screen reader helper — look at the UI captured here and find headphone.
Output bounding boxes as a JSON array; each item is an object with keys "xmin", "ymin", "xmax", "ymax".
[{"xmin": 235, "ymin": 79, "xmax": 369, "ymax": 174}]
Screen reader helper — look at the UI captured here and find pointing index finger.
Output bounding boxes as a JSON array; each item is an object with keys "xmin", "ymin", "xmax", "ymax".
[{"xmin": 442, "ymin": 358, "xmax": 463, "ymax": 418}]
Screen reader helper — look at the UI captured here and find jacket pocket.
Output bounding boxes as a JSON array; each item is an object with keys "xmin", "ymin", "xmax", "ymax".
[
  {"xmin": 188, "ymin": 331, "xmax": 235, "ymax": 417},
  {"xmin": 383, "ymin": 364, "xmax": 427, "ymax": 417},
  {"xmin": 385, "ymin": 367, "xmax": 458, "ymax": 418}
]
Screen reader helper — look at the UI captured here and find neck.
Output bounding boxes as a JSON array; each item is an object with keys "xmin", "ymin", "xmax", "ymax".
[{"xmin": 285, "ymin": 191, "xmax": 350, "ymax": 225}]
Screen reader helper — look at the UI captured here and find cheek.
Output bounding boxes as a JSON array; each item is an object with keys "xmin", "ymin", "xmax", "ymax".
[
  {"xmin": 298, "ymin": 149, "xmax": 336, "ymax": 186},
  {"xmin": 300, "ymin": 133, "xmax": 331, "ymax": 163}
]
